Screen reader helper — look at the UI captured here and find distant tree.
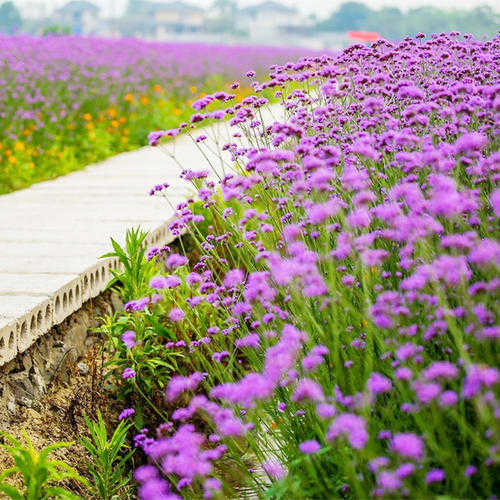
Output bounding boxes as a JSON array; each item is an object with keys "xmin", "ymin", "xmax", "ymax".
[
  {"xmin": 319, "ymin": 2, "xmax": 372, "ymax": 31},
  {"xmin": 461, "ymin": 6, "xmax": 499, "ymax": 37},
  {"xmin": 42, "ymin": 25, "xmax": 72, "ymax": 36},
  {"xmin": 362, "ymin": 7, "xmax": 404, "ymax": 39},
  {"xmin": 317, "ymin": 1, "xmax": 499, "ymax": 40},
  {"xmin": 0, "ymin": 1, "xmax": 22, "ymax": 34}
]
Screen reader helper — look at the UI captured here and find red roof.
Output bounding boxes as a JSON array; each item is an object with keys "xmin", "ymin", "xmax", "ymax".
[{"xmin": 347, "ymin": 31, "xmax": 380, "ymax": 42}]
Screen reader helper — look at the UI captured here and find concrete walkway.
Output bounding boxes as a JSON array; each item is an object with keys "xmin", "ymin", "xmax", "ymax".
[
  {"xmin": 0, "ymin": 146, "xmax": 185, "ymax": 365},
  {"xmin": 0, "ymin": 105, "xmax": 283, "ymax": 365}
]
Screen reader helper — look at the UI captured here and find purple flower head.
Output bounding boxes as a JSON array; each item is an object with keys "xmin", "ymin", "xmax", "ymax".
[
  {"xmin": 148, "ymin": 130, "xmax": 164, "ymax": 146},
  {"xmin": 168, "ymin": 307, "xmax": 185, "ymax": 322},
  {"xmin": 223, "ymin": 269, "xmax": 245, "ymax": 289},
  {"xmin": 119, "ymin": 408, "xmax": 135, "ymax": 421},
  {"xmin": 390, "ymin": 433, "xmax": 424, "ymax": 461},
  {"xmin": 166, "ymin": 253, "xmax": 188, "ymax": 269},
  {"xmin": 121, "ymin": 330, "xmax": 136, "ymax": 349},
  {"xmin": 299, "ymin": 440, "xmax": 321, "ymax": 454},
  {"xmin": 262, "ymin": 459, "xmax": 286, "ymax": 480},
  {"xmin": 366, "ymin": 372, "xmax": 392, "ymax": 395},
  {"xmin": 122, "ymin": 367, "xmax": 136, "ymax": 379},
  {"xmin": 426, "ymin": 468, "xmax": 445, "ymax": 484},
  {"xmin": 327, "ymin": 413, "xmax": 368, "ymax": 449}
]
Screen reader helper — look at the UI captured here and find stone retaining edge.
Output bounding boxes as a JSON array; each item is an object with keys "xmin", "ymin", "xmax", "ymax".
[{"xmin": 0, "ymin": 219, "xmax": 176, "ymax": 366}]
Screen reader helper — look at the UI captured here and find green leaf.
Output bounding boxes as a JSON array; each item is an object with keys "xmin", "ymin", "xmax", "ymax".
[{"xmin": 0, "ymin": 482, "xmax": 24, "ymax": 500}]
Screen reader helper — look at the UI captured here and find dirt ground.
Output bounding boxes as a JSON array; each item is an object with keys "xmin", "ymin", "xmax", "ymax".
[{"xmin": 0, "ymin": 341, "xmax": 125, "ymax": 498}]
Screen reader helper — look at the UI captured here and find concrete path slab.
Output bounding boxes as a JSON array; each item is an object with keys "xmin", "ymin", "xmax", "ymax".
[{"xmin": 0, "ymin": 104, "xmax": 284, "ymax": 365}]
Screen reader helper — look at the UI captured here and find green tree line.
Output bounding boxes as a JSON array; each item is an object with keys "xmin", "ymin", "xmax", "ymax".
[{"xmin": 318, "ymin": 1, "xmax": 499, "ymax": 39}]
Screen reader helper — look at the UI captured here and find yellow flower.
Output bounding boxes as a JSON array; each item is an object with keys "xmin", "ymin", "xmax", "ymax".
[
  {"xmin": 189, "ymin": 85, "xmax": 197, "ymax": 93},
  {"xmin": 173, "ymin": 107, "xmax": 182, "ymax": 116},
  {"xmin": 110, "ymin": 120, "xmax": 119, "ymax": 128},
  {"xmin": 8, "ymin": 156, "xmax": 17, "ymax": 164},
  {"xmin": 14, "ymin": 141, "xmax": 25, "ymax": 152},
  {"xmin": 107, "ymin": 107, "xmax": 117, "ymax": 118},
  {"xmin": 124, "ymin": 93, "xmax": 134, "ymax": 102}
]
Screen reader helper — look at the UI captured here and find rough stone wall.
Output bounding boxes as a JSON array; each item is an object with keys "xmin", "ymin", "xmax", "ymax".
[{"xmin": 0, "ymin": 291, "xmax": 122, "ymax": 419}]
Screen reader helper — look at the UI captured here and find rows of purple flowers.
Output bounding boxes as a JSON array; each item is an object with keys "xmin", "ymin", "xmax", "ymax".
[
  {"xmin": 119, "ymin": 32, "xmax": 499, "ymax": 498},
  {"xmin": 1, "ymin": 35, "xmax": 309, "ymax": 134}
]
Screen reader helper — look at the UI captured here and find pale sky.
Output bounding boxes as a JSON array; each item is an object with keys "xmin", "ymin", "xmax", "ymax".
[{"xmin": 14, "ymin": 0, "xmax": 499, "ymax": 19}]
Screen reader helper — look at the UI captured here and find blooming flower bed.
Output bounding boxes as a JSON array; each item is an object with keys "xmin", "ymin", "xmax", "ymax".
[
  {"xmin": 103, "ymin": 32, "xmax": 499, "ymax": 498},
  {"xmin": 0, "ymin": 35, "xmax": 311, "ymax": 194}
]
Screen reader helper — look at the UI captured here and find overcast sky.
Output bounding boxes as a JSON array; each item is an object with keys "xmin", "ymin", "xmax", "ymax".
[{"xmin": 15, "ymin": 0, "xmax": 499, "ymax": 19}]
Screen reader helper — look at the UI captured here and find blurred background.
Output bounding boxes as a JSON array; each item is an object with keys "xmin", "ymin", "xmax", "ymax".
[{"xmin": 1, "ymin": 0, "xmax": 499, "ymax": 49}]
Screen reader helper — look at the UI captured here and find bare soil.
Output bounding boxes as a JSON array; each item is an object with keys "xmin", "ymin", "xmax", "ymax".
[{"xmin": 0, "ymin": 341, "xmax": 124, "ymax": 498}]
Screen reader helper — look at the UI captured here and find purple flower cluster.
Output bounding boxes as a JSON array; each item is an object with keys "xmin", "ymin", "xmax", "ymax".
[{"xmin": 129, "ymin": 32, "xmax": 499, "ymax": 498}]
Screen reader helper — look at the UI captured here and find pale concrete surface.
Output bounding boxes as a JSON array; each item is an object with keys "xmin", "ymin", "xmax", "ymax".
[{"xmin": 0, "ymin": 104, "xmax": 284, "ymax": 365}]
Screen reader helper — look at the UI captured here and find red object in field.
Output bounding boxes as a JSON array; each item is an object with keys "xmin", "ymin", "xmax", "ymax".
[{"xmin": 347, "ymin": 31, "xmax": 380, "ymax": 42}]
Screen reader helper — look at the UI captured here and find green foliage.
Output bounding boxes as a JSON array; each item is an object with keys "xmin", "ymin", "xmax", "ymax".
[
  {"xmin": 0, "ymin": 429, "xmax": 87, "ymax": 499},
  {"xmin": 318, "ymin": 2, "xmax": 499, "ymax": 39},
  {"xmin": 97, "ymin": 310, "xmax": 183, "ymax": 403},
  {"xmin": 323, "ymin": 1, "xmax": 371, "ymax": 31},
  {"xmin": 42, "ymin": 25, "xmax": 71, "ymax": 36},
  {"xmin": 80, "ymin": 411, "xmax": 134, "ymax": 500},
  {"xmin": 0, "ymin": 2, "xmax": 21, "ymax": 34},
  {"xmin": 102, "ymin": 227, "xmax": 156, "ymax": 302}
]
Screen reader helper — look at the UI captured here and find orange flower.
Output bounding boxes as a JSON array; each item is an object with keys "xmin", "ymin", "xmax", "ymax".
[
  {"xmin": 153, "ymin": 84, "xmax": 162, "ymax": 92},
  {"xmin": 83, "ymin": 113, "xmax": 92, "ymax": 121},
  {"xmin": 140, "ymin": 96, "xmax": 149, "ymax": 105},
  {"xmin": 124, "ymin": 93, "xmax": 134, "ymax": 102}
]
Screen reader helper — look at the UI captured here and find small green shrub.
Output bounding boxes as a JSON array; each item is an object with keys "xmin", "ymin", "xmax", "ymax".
[
  {"xmin": 0, "ymin": 429, "xmax": 87, "ymax": 499},
  {"xmin": 102, "ymin": 227, "xmax": 157, "ymax": 302},
  {"xmin": 80, "ymin": 411, "xmax": 134, "ymax": 500}
]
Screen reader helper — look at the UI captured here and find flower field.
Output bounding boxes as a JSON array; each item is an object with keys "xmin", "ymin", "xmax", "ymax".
[
  {"xmin": 88, "ymin": 31, "xmax": 500, "ymax": 499},
  {"xmin": 0, "ymin": 36, "xmax": 310, "ymax": 194},
  {"xmin": 2, "ymin": 31, "xmax": 498, "ymax": 500}
]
